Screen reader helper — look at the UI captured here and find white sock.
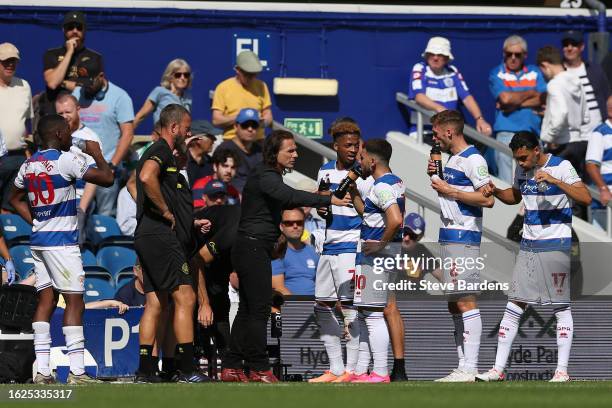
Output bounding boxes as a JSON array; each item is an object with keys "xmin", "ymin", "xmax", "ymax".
[
  {"xmin": 494, "ymin": 302, "xmax": 524, "ymax": 372},
  {"xmin": 452, "ymin": 314, "xmax": 465, "ymax": 370},
  {"xmin": 554, "ymin": 306, "xmax": 573, "ymax": 373},
  {"xmin": 33, "ymin": 321, "xmax": 51, "ymax": 376},
  {"xmin": 354, "ymin": 310, "xmax": 371, "ymax": 375},
  {"xmin": 63, "ymin": 326, "xmax": 85, "ymax": 376},
  {"xmin": 462, "ymin": 309, "xmax": 482, "ymax": 373},
  {"xmin": 342, "ymin": 306, "xmax": 360, "ymax": 373},
  {"xmin": 364, "ymin": 310, "xmax": 389, "ymax": 376},
  {"xmin": 314, "ymin": 304, "xmax": 344, "ymax": 376}
]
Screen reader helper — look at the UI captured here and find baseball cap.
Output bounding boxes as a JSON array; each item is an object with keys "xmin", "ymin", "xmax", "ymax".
[
  {"xmin": 562, "ymin": 30, "xmax": 583, "ymax": 44},
  {"xmin": 203, "ymin": 180, "xmax": 227, "ymax": 196},
  {"xmin": 0, "ymin": 43, "xmax": 20, "ymax": 61},
  {"xmin": 404, "ymin": 213, "xmax": 426, "ymax": 235},
  {"xmin": 236, "ymin": 51, "xmax": 263, "ymax": 73},
  {"xmin": 235, "ymin": 108, "xmax": 259, "ymax": 125},
  {"xmin": 422, "ymin": 36, "xmax": 454, "ymax": 60},
  {"xmin": 63, "ymin": 11, "xmax": 86, "ymax": 27},
  {"xmin": 185, "ymin": 120, "xmax": 221, "ymax": 145},
  {"xmin": 76, "ymin": 56, "xmax": 103, "ymax": 81}
]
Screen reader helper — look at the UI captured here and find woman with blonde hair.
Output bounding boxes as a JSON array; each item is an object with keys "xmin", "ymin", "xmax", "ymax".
[{"xmin": 133, "ymin": 59, "xmax": 193, "ymax": 129}]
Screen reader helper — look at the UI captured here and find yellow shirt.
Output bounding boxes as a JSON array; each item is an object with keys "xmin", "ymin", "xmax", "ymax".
[{"xmin": 212, "ymin": 77, "xmax": 271, "ymax": 140}]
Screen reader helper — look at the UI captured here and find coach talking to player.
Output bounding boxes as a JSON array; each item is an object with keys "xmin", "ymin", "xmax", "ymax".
[{"xmin": 221, "ymin": 130, "xmax": 352, "ymax": 383}]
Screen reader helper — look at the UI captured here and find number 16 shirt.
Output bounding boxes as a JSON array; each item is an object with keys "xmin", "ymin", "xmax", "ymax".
[{"xmin": 14, "ymin": 149, "xmax": 88, "ymax": 249}]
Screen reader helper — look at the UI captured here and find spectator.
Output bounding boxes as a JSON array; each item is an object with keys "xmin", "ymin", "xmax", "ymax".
[
  {"xmin": 192, "ymin": 148, "xmax": 240, "ymax": 209},
  {"xmin": 585, "ymin": 95, "xmax": 612, "ymax": 230},
  {"xmin": 409, "ymin": 36, "xmax": 492, "ymax": 139},
  {"xmin": 40, "ymin": 11, "xmax": 102, "ymax": 116},
  {"xmin": 117, "ymin": 181, "xmax": 137, "ymax": 236},
  {"xmin": 114, "ymin": 259, "xmax": 146, "ymax": 307},
  {"xmin": 133, "ymin": 59, "xmax": 193, "ymax": 129},
  {"xmin": 272, "ymin": 208, "xmax": 319, "ymax": 296},
  {"xmin": 562, "ymin": 31, "xmax": 610, "ymax": 137},
  {"xmin": 73, "ymin": 56, "xmax": 135, "ymax": 216},
  {"xmin": 0, "ymin": 43, "xmax": 32, "ymax": 213},
  {"xmin": 489, "ymin": 35, "xmax": 547, "ymax": 183},
  {"xmin": 185, "ymin": 120, "xmax": 219, "ymax": 188},
  {"xmin": 55, "ymin": 93, "xmax": 100, "ymax": 244},
  {"xmin": 537, "ymin": 46, "xmax": 589, "ymax": 175},
  {"xmin": 216, "ymin": 108, "xmax": 263, "ymax": 192},
  {"xmin": 212, "ymin": 51, "xmax": 272, "ymax": 141}
]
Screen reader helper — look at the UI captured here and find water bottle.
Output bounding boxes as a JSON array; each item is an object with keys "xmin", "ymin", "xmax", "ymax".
[
  {"xmin": 430, "ymin": 142, "xmax": 444, "ymax": 179},
  {"xmin": 334, "ymin": 164, "xmax": 363, "ymax": 199}
]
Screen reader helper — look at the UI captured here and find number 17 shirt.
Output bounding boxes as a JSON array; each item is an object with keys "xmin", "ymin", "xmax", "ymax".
[{"xmin": 14, "ymin": 149, "xmax": 88, "ymax": 249}]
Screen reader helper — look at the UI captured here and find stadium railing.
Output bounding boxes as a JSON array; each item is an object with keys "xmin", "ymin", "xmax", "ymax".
[{"xmin": 396, "ymin": 91, "xmax": 612, "ymax": 238}]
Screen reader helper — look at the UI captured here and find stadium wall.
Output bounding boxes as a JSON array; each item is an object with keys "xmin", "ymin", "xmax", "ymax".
[{"xmin": 1, "ymin": 2, "xmax": 611, "ymax": 140}]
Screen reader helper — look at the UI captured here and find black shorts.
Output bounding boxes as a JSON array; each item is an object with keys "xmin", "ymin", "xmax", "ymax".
[{"xmin": 135, "ymin": 232, "xmax": 192, "ymax": 293}]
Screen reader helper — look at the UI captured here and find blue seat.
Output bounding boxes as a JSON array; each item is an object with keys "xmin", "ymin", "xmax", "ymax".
[
  {"xmin": 81, "ymin": 249, "xmax": 97, "ymax": 267},
  {"xmin": 96, "ymin": 246, "xmax": 137, "ymax": 278},
  {"xmin": 115, "ymin": 268, "xmax": 134, "ymax": 289},
  {"xmin": 8, "ymin": 245, "xmax": 35, "ymax": 276},
  {"xmin": 84, "ymin": 270, "xmax": 115, "ymax": 302},
  {"xmin": 88, "ymin": 215, "xmax": 132, "ymax": 248},
  {"xmin": 0, "ymin": 214, "xmax": 31, "ymax": 244}
]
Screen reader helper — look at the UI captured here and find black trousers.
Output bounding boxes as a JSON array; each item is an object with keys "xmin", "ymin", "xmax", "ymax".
[{"xmin": 223, "ymin": 236, "xmax": 273, "ymax": 371}]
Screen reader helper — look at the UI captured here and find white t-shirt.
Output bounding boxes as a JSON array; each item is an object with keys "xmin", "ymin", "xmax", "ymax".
[
  {"xmin": 0, "ymin": 77, "xmax": 32, "ymax": 155},
  {"xmin": 566, "ymin": 63, "xmax": 603, "ymax": 136}
]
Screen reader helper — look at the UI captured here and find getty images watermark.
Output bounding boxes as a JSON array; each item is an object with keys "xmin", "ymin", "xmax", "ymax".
[{"xmin": 370, "ymin": 253, "xmax": 510, "ymax": 292}]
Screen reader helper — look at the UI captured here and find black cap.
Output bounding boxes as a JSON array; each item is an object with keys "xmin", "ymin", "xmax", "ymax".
[
  {"xmin": 76, "ymin": 56, "xmax": 103, "ymax": 79},
  {"xmin": 562, "ymin": 30, "xmax": 583, "ymax": 44},
  {"xmin": 63, "ymin": 11, "xmax": 86, "ymax": 28},
  {"xmin": 191, "ymin": 120, "xmax": 222, "ymax": 139}
]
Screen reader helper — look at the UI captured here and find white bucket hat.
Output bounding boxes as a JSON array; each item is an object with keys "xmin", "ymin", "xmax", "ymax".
[{"xmin": 422, "ymin": 36, "xmax": 454, "ymax": 60}]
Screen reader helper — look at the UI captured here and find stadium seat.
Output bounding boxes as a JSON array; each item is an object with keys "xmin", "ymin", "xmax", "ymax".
[
  {"xmin": 8, "ymin": 245, "xmax": 35, "ymax": 276},
  {"xmin": 96, "ymin": 246, "xmax": 137, "ymax": 278},
  {"xmin": 115, "ymin": 268, "xmax": 134, "ymax": 288},
  {"xmin": 88, "ymin": 215, "xmax": 133, "ymax": 248},
  {"xmin": 84, "ymin": 269, "xmax": 115, "ymax": 302},
  {"xmin": 0, "ymin": 214, "xmax": 31, "ymax": 245},
  {"xmin": 81, "ymin": 249, "xmax": 97, "ymax": 267}
]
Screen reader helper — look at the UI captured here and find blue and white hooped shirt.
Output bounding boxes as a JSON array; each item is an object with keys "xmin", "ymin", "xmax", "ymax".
[
  {"xmin": 513, "ymin": 154, "xmax": 581, "ymax": 251},
  {"xmin": 317, "ymin": 160, "xmax": 373, "ymax": 255},
  {"xmin": 14, "ymin": 149, "xmax": 88, "ymax": 249},
  {"xmin": 438, "ymin": 145, "xmax": 490, "ymax": 245}
]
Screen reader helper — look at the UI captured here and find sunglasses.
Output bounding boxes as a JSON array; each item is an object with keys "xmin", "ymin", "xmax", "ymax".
[
  {"xmin": 562, "ymin": 40, "xmax": 581, "ymax": 48},
  {"xmin": 64, "ymin": 23, "xmax": 83, "ymax": 32},
  {"xmin": 239, "ymin": 121, "xmax": 259, "ymax": 130},
  {"xmin": 173, "ymin": 72, "xmax": 191, "ymax": 79},
  {"xmin": 207, "ymin": 192, "xmax": 227, "ymax": 200},
  {"xmin": 282, "ymin": 220, "xmax": 304, "ymax": 227},
  {"xmin": 504, "ymin": 52, "xmax": 524, "ymax": 59},
  {"xmin": 403, "ymin": 229, "xmax": 420, "ymax": 239}
]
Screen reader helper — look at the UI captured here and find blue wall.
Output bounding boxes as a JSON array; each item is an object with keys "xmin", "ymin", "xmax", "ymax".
[{"xmin": 0, "ymin": 6, "xmax": 609, "ymax": 141}]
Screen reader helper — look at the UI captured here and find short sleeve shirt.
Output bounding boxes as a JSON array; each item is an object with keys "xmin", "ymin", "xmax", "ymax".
[
  {"xmin": 43, "ymin": 47, "xmax": 103, "ymax": 102},
  {"xmin": 212, "ymin": 77, "xmax": 271, "ymax": 140},
  {"xmin": 147, "ymin": 86, "xmax": 193, "ymax": 126},
  {"xmin": 135, "ymin": 139, "xmax": 176, "ymax": 235}
]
